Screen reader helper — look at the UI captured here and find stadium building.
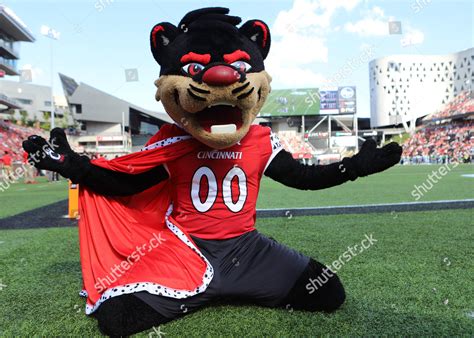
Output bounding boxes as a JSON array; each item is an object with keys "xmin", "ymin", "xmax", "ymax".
[
  {"xmin": 0, "ymin": 5, "xmax": 35, "ymax": 115},
  {"xmin": 369, "ymin": 47, "xmax": 474, "ymax": 128},
  {"xmin": 0, "ymin": 80, "xmax": 70, "ymax": 124},
  {"xmin": 59, "ymin": 73, "xmax": 172, "ymax": 156}
]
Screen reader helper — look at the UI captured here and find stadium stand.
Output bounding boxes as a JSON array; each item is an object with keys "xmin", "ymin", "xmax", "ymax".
[
  {"xmin": 277, "ymin": 131, "xmax": 314, "ymax": 159},
  {"xmin": 402, "ymin": 91, "xmax": 474, "ymax": 164},
  {"xmin": 402, "ymin": 121, "xmax": 473, "ymax": 164},
  {"xmin": 423, "ymin": 90, "xmax": 474, "ymax": 121},
  {"xmin": 0, "ymin": 120, "xmax": 47, "ymax": 162}
]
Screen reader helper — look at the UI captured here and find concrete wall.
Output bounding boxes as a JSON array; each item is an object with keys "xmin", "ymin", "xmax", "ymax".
[
  {"xmin": 0, "ymin": 80, "xmax": 51, "ymax": 121},
  {"xmin": 84, "ymin": 121, "xmax": 122, "ymax": 135}
]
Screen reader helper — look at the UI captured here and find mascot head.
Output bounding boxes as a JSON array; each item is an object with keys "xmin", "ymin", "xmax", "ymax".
[{"xmin": 150, "ymin": 7, "xmax": 272, "ymax": 149}]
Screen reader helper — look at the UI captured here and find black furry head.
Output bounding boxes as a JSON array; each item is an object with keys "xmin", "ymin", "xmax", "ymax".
[{"xmin": 150, "ymin": 7, "xmax": 271, "ymax": 76}]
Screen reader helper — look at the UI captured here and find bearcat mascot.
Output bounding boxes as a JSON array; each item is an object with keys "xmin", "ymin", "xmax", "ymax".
[{"xmin": 23, "ymin": 7, "xmax": 402, "ymax": 336}]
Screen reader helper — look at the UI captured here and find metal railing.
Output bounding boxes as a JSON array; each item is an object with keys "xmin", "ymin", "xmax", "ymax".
[
  {"xmin": 0, "ymin": 56, "xmax": 17, "ymax": 73},
  {"xmin": 0, "ymin": 39, "xmax": 19, "ymax": 58}
]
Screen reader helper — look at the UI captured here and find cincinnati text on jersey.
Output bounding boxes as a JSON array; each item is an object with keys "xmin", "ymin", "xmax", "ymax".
[{"xmin": 197, "ymin": 151, "xmax": 243, "ymax": 160}]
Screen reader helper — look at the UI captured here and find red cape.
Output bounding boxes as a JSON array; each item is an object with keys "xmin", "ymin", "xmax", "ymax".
[{"xmin": 78, "ymin": 137, "xmax": 214, "ymax": 314}]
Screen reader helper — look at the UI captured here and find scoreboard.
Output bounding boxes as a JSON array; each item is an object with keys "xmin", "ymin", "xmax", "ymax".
[
  {"xmin": 320, "ymin": 86, "xmax": 357, "ymax": 115},
  {"xmin": 259, "ymin": 86, "xmax": 357, "ymax": 117}
]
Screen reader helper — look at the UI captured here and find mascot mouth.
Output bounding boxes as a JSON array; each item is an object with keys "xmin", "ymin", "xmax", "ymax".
[{"xmin": 194, "ymin": 104, "xmax": 243, "ymax": 133}]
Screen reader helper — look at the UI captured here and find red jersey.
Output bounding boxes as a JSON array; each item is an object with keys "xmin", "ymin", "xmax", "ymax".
[
  {"xmin": 2, "ymin": 155, "xmax": 12, "ymax": 166},
  {"xmin": 145, "ymin": 124, "xmax": 283, "ymax": 239}
]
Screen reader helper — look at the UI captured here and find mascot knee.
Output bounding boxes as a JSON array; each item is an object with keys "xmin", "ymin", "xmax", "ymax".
[
  {"xmin": 94, "ymin": 294, "xmax": 167, "ymax": 337},
  {"xmin": 94, "ymin": 297, "xmax": 130, "ymax": 336},
  {"xmin": 282, "ymin": 259, "xmax": 346, "ymax": 313}
]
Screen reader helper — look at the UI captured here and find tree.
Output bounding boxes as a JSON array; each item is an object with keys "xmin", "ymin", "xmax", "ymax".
[
  {"xmin": 59, "ymin": 111, "xmax": 71, "ymax": 129},
  {"xmin": 19, "ymin": 110, "xmax": 28, "ymax": 126},
  {"xmin": 41, "ymin": 111, "xmax": 51, "ymax": 131}
]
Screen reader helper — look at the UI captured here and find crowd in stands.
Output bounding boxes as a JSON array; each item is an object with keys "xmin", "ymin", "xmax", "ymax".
[
  {"xmin": 0, "ymin": 120, "xmax": 47, "ymax": 162},
  {"xmin": 277, "ymin": 131, "xmax": 313, "ymax": 158},
  {"xmin": 402, "ymin": 120, "xmax": 473, "ymax": 164},
  {"xmin": 424, "ymin": 90, "xmax": 474, "ymax": 121},
  {"xmin": 0, "ymin": 120, "xmax": 49, "ymax": 183}
]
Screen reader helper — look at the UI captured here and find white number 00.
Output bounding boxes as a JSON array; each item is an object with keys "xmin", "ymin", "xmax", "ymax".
[{"xmin": 191, "ymin": 166, "xmax": 247, "ymax": 213}]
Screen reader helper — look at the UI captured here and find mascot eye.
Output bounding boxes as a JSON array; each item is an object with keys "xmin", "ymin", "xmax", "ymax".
[
  {"xmin": 230, "ymin": 61, "xmax": 252, "ymax": 73},
  {"xmin": 182, "ymin": 63, "xmax": 205, "ymax": 76}
]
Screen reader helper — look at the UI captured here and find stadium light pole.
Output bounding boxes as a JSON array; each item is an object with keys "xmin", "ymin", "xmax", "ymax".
[{"xmin": 40, "ymin": 25, "xmax": 60, "ymax": 131}]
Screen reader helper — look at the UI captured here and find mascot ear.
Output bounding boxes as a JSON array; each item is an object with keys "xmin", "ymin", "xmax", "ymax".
[
  {"xmin": 150, "ymin": 22, "xmax": 179, "ymax": 65},
  {"xmin": 239, "ymin": 20, "xmax": 271, "ymax": 60}
]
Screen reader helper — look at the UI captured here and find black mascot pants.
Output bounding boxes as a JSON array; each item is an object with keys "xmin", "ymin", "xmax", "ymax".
[{"xmin": 93, "ymin": 230, "xmax": 346, "ymax": 336}]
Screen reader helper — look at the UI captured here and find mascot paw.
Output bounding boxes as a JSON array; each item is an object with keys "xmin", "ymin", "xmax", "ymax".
[
  {"xmin": 350, "ymin": 139, "xmax": 402, "ymax": 177},
  {"xmin": 22, "ymin": 128, "xmax": 89, "ymax": 180}
]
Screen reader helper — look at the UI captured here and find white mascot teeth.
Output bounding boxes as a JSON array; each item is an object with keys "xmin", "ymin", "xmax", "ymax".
[{"xmin": 210, "ymin": 124, "xmax": 237, "ymax": 134}]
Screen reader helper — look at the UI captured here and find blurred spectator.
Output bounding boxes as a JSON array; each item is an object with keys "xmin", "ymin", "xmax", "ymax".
[
  {"xmin": 1, "ymin": 150, "xmax": 15, "ymax": 181},
  {"xmin": 277, "ymin": 131, "xmax": 313, "ymax": 158},
  {"xmin": 0, "ymin": 120, "xmax": 47, "ymax": 162},
  {"xmin": 23, "ymin": 151, "xmax": 37, "ymax": 184},
  {"xmin": 47, "ymin": 170, "xmax": 60, "ymax": 183}
]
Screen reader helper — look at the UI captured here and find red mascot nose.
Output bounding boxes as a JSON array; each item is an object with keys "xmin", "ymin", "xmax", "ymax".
[{"xmin": 202, "ymin": 65, "xmax": 240, "ymax": 86}]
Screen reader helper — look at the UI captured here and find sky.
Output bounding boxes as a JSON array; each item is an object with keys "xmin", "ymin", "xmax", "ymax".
[{"xmin": 1, "ymin": 0, "xmax": 473, "ymax": 117}]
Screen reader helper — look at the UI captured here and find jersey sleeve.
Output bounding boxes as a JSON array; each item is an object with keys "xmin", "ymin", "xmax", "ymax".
[{"xmin": 258, "ymin": 127, "xmax": 284, "ymax": 173}]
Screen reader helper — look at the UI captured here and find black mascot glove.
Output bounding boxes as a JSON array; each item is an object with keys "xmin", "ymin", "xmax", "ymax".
[
  {"xmin": 22, "ymin": 128, "xmax": 91, "ymax": 182},
  {"xmin": 347, "ymin": 139, "xmax": 402, "ymax": 178}
]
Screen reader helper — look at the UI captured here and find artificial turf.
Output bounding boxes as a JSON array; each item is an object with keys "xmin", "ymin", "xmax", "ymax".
[
  {"xmin": 0, "ymin": 164, "xmax": 473, "ymax": 336},
  {"xmin": 0, "ymin": 210, "xmax": 473, "ymax": 336},
  {"xmin": 0, "ymin": 164, "xmax": 472, "ymax": 219},
  {"xmin": 257, "ymin": 163, "xmax": 474, "ymax": 208},
  {"xmin": 0, "ymin": 177, "xmax": 68, "ymax": 219}
]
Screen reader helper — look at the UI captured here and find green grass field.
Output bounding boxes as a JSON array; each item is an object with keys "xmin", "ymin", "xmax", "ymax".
[
  {"xmin": 259, "ymin": 88, "xmax": 320, "ymax": 117},
  {"xmin": 257, "ymin": 163, "xmax": 474, "ymax": 208},
  {"xmin": 0, "ymin": 165, "xmax": 473, "ymax": 336},
  {"xmin": 0, "ymin": 164, "xmax": 472, "ymax": 217},
  {"xmin": 0, "ymin": 177, "xmax": 68, "ymax": 219}
]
